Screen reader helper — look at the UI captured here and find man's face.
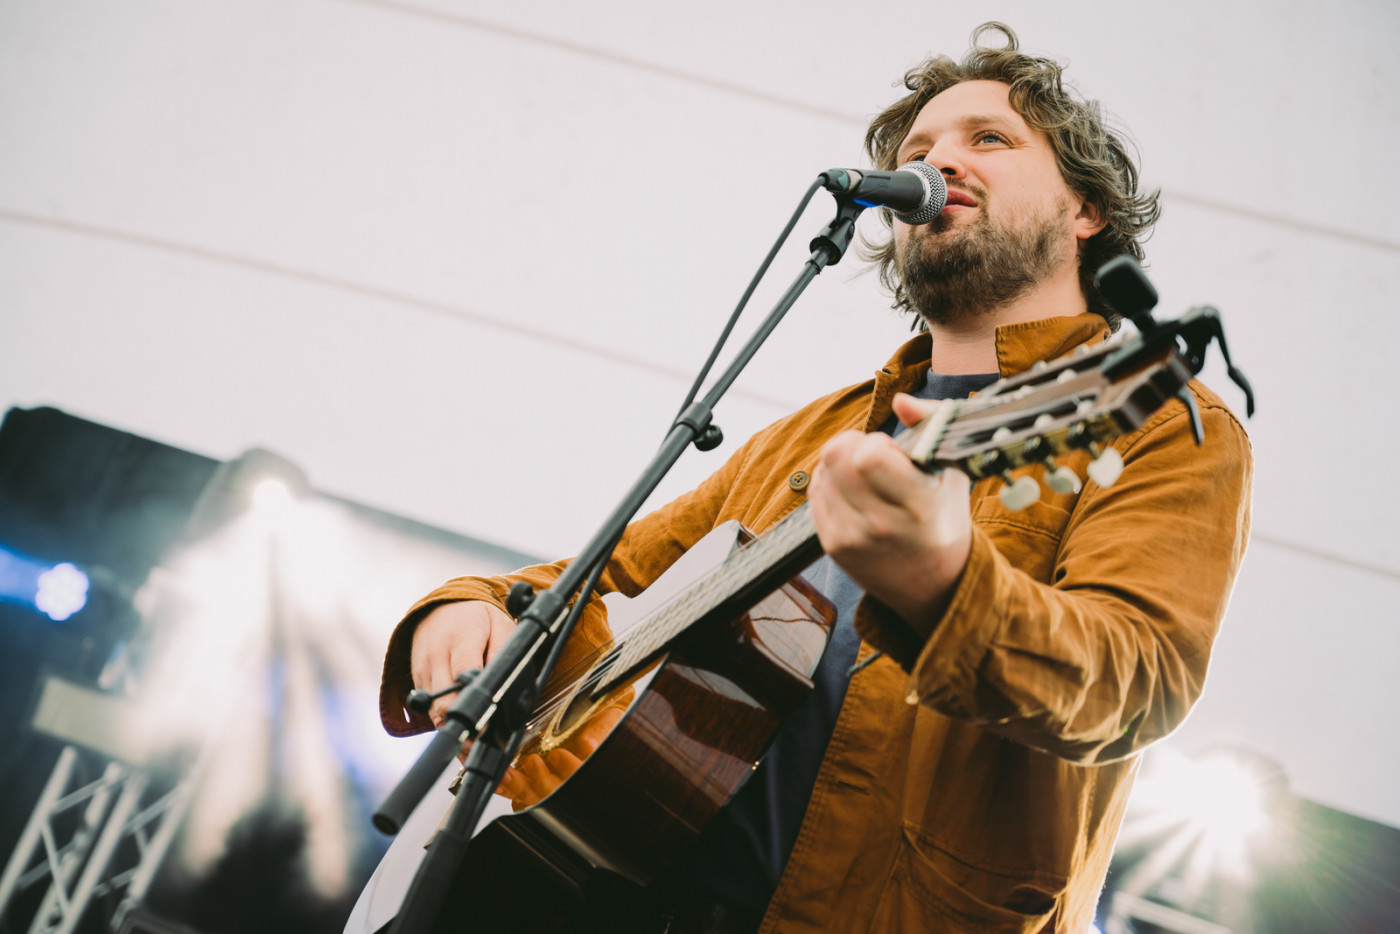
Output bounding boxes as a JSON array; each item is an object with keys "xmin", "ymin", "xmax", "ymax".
[{"xmin": 892, "ymin": 80, "xmax": 1098, "ymax": 324}]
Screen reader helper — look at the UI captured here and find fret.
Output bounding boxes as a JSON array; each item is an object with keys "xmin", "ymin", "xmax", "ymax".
[{"xmin": 605, "ymin": 505, "xmax": 820, "ymax": 688}]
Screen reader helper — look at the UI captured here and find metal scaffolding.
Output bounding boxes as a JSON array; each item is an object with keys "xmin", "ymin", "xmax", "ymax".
[{"xmin": 0, "ymin": 679, "xmax": 200, "ymax": 934}]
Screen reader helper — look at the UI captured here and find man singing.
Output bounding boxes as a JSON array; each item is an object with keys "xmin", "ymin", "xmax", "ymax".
[{"xmin": 379, "ymin": 22, "xmax": 1252, "ymax": 934}]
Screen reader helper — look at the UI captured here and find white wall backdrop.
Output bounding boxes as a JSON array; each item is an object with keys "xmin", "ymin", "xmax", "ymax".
[{"xmin": 2, "ymin": 0, "xmax": 1397, "ymax": 828}]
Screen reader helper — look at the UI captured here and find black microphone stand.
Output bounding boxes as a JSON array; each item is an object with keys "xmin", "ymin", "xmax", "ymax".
[{"xmin": 375, "ymin": 191, "xmax": 867, "ymax": 934}]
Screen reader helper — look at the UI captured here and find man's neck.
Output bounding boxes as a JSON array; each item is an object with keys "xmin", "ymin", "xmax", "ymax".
[{"xmin": 924, "ymin": 272, "xmax": 1089, "ymax": 374}]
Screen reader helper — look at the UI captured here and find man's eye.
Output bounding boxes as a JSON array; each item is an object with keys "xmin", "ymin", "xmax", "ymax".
[{"xmin": 976, "ymin": 131, "xmax": 1007, "ymax": 145}]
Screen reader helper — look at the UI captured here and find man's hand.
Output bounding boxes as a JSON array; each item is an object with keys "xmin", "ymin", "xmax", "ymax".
[
  {"xmin": 410, "ymin": 600, "xmax": 517, "ymax": 729},
  {"xmin": 410, "ymin": 599, "xmax": 623, "ymax": 810},
  {"xmin": 496, "ymin": 706, "xmax": 624, "ymax": 810},
  {"xmin": 808, "ymin": 392, "xmax": 973, "ymax": 628}
]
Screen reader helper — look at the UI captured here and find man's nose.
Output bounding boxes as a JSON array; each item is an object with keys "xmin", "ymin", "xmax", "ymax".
[{"xmin": 924, "ymin": 145, "xmax": 966, "ymax": 181}]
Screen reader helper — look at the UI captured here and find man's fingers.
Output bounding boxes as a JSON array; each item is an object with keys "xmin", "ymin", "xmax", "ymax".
[
  {"xmin": 496, "ymin": 765, "xmax": 527, "ymax": 801},
  {"xmin": 429, "ymin": 694, "xmax": 456, "ymax": 730},
  {"xmin": 890, "ymin": 391, "xmax": 943, "ymax": 429},
  {"xmin": 545, "ymin": 748, "xmax": 584, "ymax": 782},
  {"xmin": 511, "ymin": 754, "xmax": 555, "ymax": 808},
  {"xmin": 486, "ymin": 611, "xmax": 514, "ymax": 663},
  {"xmin": 409, "ymin": 601, "xmax": 519, "ymax": 725},
  {"xmin": 818, "ymin": 430, "xmax": 922, "ymax": 510}
]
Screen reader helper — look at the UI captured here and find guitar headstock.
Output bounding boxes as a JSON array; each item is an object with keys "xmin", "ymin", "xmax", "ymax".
[{"xmin": 899, "ymin": 334, "xmax": 1200, "ymax": 511}]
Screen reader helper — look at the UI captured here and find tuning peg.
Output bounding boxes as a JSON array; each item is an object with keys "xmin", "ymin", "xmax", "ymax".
[
  {"xmin": 1087, "ymin": 446, "xmax": 1124, "ymax": 488},
  {"xmin": 1044, "ymin": 461, "xmax": 1082, "ymax": 495},
  {"xmin": 999, "ymin": 473, "xmax": 1040, "ymax": 511}
]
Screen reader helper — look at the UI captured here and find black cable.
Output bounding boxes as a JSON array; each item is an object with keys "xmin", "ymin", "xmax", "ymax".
[
  {"xmin": 671, "ymin": 177, "xmax": 827, "ymax": 429},
  {"xmin": 534, "ymin": 528, "xmax": 619, "ymax": 698},
  {"xmin": 551, "ymin": 177, "xmax": 828, "ymax": 690}
]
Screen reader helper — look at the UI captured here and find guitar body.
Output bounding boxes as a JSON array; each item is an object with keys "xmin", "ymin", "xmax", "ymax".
[{"xmin": 357, "ymin": 522, "xmax": 835, "ymax": 934}]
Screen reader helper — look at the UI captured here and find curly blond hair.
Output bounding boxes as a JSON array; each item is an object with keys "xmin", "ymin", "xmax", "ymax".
[{"xmin": 863, "ymin": 22, "xmax": 1160, "ymax": 328}]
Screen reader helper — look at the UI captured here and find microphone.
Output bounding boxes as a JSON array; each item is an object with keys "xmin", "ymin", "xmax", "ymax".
[{"xmin": 821, "ymin": 160, "xmax": 947, "ymax": 225}]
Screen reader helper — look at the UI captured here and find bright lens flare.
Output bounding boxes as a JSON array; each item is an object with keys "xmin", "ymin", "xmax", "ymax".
[
  {"xmin": 1189, "ymin": 755, "xmax": 1268, "ymax": 847},
  {"xmin": 1116, "ymin": 746, "xmax": 1282, "ymax": 902}
]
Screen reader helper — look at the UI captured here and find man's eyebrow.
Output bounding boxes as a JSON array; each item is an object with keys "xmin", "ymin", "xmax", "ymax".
[
  {"xmin": 900, "ymin": 113, "xmax": 1018, "ymax": 152},
  {"xmin": 958, "ymin": 113, "xmax": 1011, "ymax": 128}
]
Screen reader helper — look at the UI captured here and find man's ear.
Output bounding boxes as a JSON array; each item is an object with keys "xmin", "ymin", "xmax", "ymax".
[{"xmin": 1073, "ymin": 196, "xmax": 1107, "ymax": 241}]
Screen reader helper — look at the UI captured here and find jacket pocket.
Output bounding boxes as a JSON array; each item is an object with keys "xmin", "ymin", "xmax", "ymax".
[
  {"xmin": 868, "ymin": 826, "xmax": 1062, "ymax": 934},
  {"xmin": 972, "ymin": 485, "xmax": 1073, "ymax": 585}
]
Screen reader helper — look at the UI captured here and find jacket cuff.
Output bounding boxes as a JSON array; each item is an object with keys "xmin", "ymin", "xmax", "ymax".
[{"xmin": 852, "ymin": 527, "xmax": 1006, "ymax": 716}]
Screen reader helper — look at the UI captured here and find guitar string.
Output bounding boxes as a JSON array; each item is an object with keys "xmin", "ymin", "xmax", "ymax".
[
  {"xmin": 520, "ymin": 506, "xmax": 822, "ymax": 737},
  {"xmin": 545, "ymin": 391, "xmax": 1086, "ymax": 695},
  {"xmin": 516, "ymin": 359, "xmax": 1137, "ymax": 751},
  {"xmin": 512, "ymin": 377, "xmax": 1105, "ymax": 741},
  {"xmin": 526, "ymin": 514, "xmax": 808, "ymax": 724},
  {"xmin": 510, "ymin": 388, "xmax": 1064, "ymax": 735}
]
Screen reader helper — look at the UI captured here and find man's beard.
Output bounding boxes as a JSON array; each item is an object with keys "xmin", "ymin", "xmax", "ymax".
[{"xmin": 897, "ymin": 197, "xmax": 1073, "ymax": 327}]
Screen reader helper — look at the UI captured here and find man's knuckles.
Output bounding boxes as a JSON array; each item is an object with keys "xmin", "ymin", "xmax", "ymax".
[
  {"xmin": 820, "ymin": 432, "xmax": 903, "ymax": 483},
  {"xmin": 847, "ymin": 437, "xmax": 896, "ymax": 476}
]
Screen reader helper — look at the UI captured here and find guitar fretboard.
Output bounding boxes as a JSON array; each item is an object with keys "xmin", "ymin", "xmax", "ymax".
[
  {"xmin": 599, "ymin": 504, "xmax": 821, "ymax": 694},
  {"xmin": 598, "ymin": 398, "xmax": 969, "ymax": 695}
]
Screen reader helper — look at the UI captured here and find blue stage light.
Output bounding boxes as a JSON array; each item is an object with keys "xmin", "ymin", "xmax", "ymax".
[
  {"xmin": 36, "ymin": 562, "xmax": 89, "ymax": 620},
  {"xmin": 0, "ymin": 547, "xmax": 90, "ymax": 620}
]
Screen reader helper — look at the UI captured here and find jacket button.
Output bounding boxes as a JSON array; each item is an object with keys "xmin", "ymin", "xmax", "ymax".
[{"xmin": 789, "ymin": 470, "xmax": 810, "ymax": 491}]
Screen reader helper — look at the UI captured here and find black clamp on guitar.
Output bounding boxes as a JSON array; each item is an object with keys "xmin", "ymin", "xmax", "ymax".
[{"xmin": 1097, "ymin": 256, "xmax": 1256, "ymax": 445}]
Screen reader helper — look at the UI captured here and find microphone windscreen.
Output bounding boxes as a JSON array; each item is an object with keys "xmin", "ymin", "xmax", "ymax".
[{"xmin": 892, "ymin": 161, "xmax": 947, "ymax": 225}]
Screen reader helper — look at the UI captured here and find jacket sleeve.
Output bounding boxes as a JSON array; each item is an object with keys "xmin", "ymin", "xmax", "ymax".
[
  {"xmin": 853, "ymin": 389, "xmax": 1253, "ymax": 764},
  {"xmin": 378, "ymin": 424, "xmax": 763, "ymax": 736}
]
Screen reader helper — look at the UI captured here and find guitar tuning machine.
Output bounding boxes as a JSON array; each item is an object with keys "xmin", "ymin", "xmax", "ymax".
[
  {"xmin": 998, "ymin": 471, "xmax": 1040, "ymax": 512},
  {"xmin": 1043, "ymin": 459, "xmax": 1082, "ymax": 495},
  {"xmin": 1085, "ymin": 444, "xmax": 1124, "ymax": 488}
]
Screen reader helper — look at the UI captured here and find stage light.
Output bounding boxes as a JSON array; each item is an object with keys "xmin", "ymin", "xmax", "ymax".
[
  {"xmin": 0, "ymin": 547, "xmax": 89, "ymax": 621},
  {"xmin": 251, "ymin": 477, "xmax": 295, "ymax": 523},
  {"xmin": 1140, "ymin": 748, "xmax": 1273, "ymax": 871},
  {"xmin": 183, "ymin": 447, "xmax": 310, "ymax": 541},
  {"xmin": 35, "ymin": 562, "xmax": 89, "ymax": 621},
  {"xmin": 1111, "ymin": 744, "xmax": 1287, "ymax": 917},
  {"xmin": 1188, "ymin": 754, "xmax": 1268, "ymax": 849}
]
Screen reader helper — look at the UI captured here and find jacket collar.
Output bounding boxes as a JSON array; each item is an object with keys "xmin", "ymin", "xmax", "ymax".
[
  {"xmin": 864, "ymin": 314, "xmax": 1111, "ymax": 433},
  {"xmin": 881, "ymin": 314, "xmax": 1112, "ymax": 383}
]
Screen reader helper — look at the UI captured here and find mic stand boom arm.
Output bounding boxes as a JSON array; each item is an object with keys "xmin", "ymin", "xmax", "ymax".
[{"xmin": 376, "ymin": 193, "xmax": 867, "ymax": 933}]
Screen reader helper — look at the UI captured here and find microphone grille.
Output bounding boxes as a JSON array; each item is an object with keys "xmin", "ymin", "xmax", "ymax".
[{"xmin": 891, "ymin": 161, "xmax": 947, "ymax": 225}]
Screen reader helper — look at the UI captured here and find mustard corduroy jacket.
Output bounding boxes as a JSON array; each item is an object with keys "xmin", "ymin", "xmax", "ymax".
[{"xmin": 380, "ymin": 313, "xmax": 1253, "ymax": 933}]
